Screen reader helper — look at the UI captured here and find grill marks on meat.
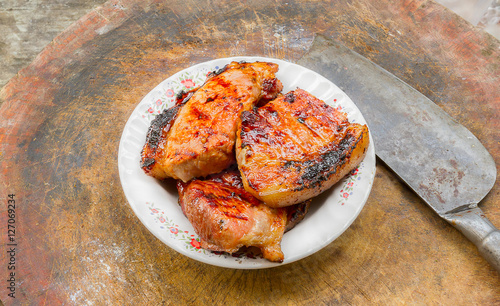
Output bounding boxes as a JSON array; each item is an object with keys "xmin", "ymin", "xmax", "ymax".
[
  {"xmin": 141, "ymin": 61, "xmax": 282, "ymax": 182},
  {"xmin": 141, "ymin": 90, "xmax": 195, "ymax": 172},
  {"xmin": 177, "ymin": 169, "xmax": 309, "ymax": 262},
  {"xmin": 236, "ymin": 88, "xmax": 370, "ymax": 207}
]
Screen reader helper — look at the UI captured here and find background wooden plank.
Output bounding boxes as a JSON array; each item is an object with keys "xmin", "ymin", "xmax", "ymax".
[{"xmin": 0, "ymin": 0, "xmax": 107, "ymax": 88}]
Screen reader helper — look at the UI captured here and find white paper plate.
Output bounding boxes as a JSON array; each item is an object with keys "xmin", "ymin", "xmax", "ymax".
[{"xmin": 118, "ymin": 56, "xmax": 376, "ymax": 269}]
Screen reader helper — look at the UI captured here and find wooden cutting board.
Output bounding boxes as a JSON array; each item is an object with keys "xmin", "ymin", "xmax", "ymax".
[{"xmin": 1, "ymin": 0, "xmax": 499, "ymax": 304}]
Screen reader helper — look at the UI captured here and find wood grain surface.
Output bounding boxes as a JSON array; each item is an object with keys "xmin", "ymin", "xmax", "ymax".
[
  {"xmin": 0, "ymin": 0, "xmax": 499, "ymax": 304},
  {"xmin": 0, "ymin": 0, "xmax": 107, "ymax": 88}
]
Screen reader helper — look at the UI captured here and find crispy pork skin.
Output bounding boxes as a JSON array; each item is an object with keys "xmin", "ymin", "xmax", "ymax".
[
  {"xmin": 236, "ymin": 88, "xmax": 370, "ymax": 208},
  {"xmin": 141, "ymin": 61, "xmax": 282, "ymax": 182},
  {"xmin": 177, "ymin": 168, "xmax": 309, "ymax": 262}
]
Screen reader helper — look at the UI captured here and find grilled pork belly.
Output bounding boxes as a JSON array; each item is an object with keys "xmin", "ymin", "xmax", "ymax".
[
  {"xmin": 236, "ymin": 88, "xmax": 370, "ymax": 208},
  {"xmin": 177, "ymin": 168, "xmax": 310, "ymax": 262},
  {"xmin": 141, "ymin": 61, "xmax": 282, "ymax": 182}
]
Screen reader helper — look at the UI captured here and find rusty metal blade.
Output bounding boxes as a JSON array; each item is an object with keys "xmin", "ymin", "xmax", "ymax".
[{"xmin": 298, "ymin": 35, "xmax": 496, "ymax": 216}]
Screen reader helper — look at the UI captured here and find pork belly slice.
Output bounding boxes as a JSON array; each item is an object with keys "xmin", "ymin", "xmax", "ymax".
[
  {"xmin": 141, "ymin": 61, "xmax": 283, "ymax": 182},
  {"xmin": 177, "ymin": 168, "xmax": 310, "ymax": 262},
  {"xmin": 236, "ymin": 88, "xmax": 370, "ymax": 208}
]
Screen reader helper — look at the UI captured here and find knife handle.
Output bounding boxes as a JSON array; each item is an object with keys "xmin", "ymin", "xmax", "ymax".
[{"xmin": 443, "ymin": 207, "xmax": 500, "ymax": 273}]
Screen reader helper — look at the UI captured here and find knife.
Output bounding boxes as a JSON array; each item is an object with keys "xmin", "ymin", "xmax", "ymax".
[{"xmin": 298, "ymin": 35, "xmax": 499, "ymax": 272}]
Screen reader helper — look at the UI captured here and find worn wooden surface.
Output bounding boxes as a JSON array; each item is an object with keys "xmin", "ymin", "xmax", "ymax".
[
  {"xmin": 0, "ymin": 0, "xmax": 499, "ymax": 304},
  {"xmin": 0, "ymin": 0, "xmax": 107, "ymax": 89}
]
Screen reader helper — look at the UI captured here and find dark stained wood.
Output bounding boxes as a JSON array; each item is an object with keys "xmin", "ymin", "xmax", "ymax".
[{"xmin": 0, "ymin": 0, "xmax": 499, "ymax": 304}]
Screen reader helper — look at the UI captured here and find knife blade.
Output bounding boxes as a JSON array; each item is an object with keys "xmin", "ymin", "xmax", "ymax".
[{"xmin": 298, "ymin": 34, "xmax": 499, "ymax": 272}]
